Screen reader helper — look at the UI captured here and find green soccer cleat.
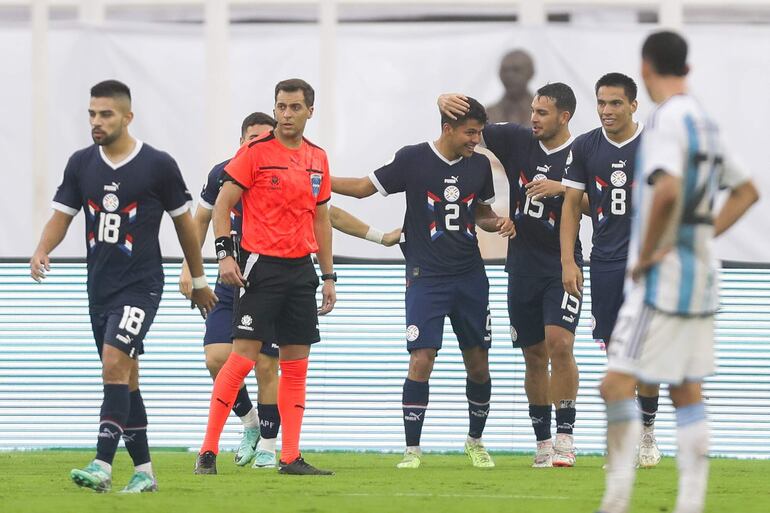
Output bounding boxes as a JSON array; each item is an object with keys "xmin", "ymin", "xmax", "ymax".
[
  {"xmin": 252, "ymin": 449, "xmax": 277, "ymax": 469},
  {"xmin": 234, "ymin": 427, "xmax": 260, "ymax": 466},
  {"xmin": 70, "ymin": 462, "xmax": 111, "ymax": 493},
  {"xmin": 465, "ymin": 439, "xmax": 495, "ymax": 468},
  {"xmin": 119, "ymin": 471, "xmax": 158, "ymax": 493},
  {"xmin": 396, "ymin": 448, "xmax": 422, "ymax": 469}
]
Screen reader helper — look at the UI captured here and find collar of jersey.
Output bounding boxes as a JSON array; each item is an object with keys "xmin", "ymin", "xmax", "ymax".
[
  {"xmin": 602, "ymin": 122, "xmax": 644, "ymax": 149},
  {"xmin": 99, "ymin": 139, "xmax": 144, "ymax": 170},
  {"xmin": 538, "ymin": 136, "xmax": 574, "ymax": 156},
  {"xmin": 428, "ymin": 141, "xmax": 463, "ymax": 166}
]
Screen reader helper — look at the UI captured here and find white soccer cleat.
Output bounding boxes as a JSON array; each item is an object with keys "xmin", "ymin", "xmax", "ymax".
[
  {"xmin": 396, "ymin": 447, "xmax": 422, "ymax": 469},
  {"xmin": 532, "ymin": 439, "xmax": 554, "ymax": 468},
  {"xmin": 637, "ymin": 427, "xmax": 662, "ymax": 468},
  {"xmin": 553, "ymin": 433, "xmax": 576, "ymax": 467}
]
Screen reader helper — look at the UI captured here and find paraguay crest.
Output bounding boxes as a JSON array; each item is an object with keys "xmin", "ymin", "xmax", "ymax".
[{"xmin": 309, "ymin": 171, "xmax": 323, "ymax": 197}]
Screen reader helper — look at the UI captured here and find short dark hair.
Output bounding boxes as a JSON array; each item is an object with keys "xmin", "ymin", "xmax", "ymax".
[
  {"xmin": 535, "ymin": 82, "xmax": 576, "ymax": 119},
  {"xmin": 441, "ymin": 97, "xmax": 488, "ymax": 128},
  {"xmin": 595, "ymin": 73, "xmax": 638, "ymax": 102},
  {"xmin": 90, "ymin": 80, "xmax": 131, "ymax": 101},
  {"xmin": 241, "ymin": 112, "xmax": 277, "ymax": 136},
  {"xmin": 642, "ymin": 31, "xmax": 688, "ymax": 77},
  {"xmin": 274, "ymin": 78, "xmax": 315, "ymax": 107}
]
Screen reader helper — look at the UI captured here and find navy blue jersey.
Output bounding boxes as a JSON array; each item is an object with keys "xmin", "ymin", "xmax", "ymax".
[
  {"xmin": 52, "ymin": 141, "xmax": 192, "ymax": 311},
  {"xmin": 562, "ymin": 125, "xmax": 642, "ymax": 263},
  {"xmin": 370, "ymin": 142, "xmax": 495, "ymax": 277},
  {"xmin": 199, "ymin": 159, "xmax": 243, "ymax": 235},
  {"xmin": 483, "ymin": 123, "xmax": 582, "ymax": 276}
]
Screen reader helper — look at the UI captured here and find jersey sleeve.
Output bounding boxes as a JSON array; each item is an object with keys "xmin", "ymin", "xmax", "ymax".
[
  {"xmin": 51, "ymin": 153, "xmax": 83, "ymax": 216},
  {"xmin": 477, "ymin": 156, "xmax": 496, "ymax": 205},
  {"xmin": 719, "ymin": 145, "xmax": 751, "ymax": 190},
  {"xmin": 640, "ymin": 107, "xmax": 686, "ymax": 180},
  {"xmin": 369, "ymin": 148, "xmax": 408, "ymax": 196},
  {"xmin": 199, "ymin": 165, "xmax": 221, "ymax": 210},
  {"xmin": 223, "ymin": 143, "xmax": 255, "ymax": 189},
  {"xmin": 162, "ymin": 157, "xmax": 193, "ymax": 218},
  {"xmin": 317, "ymin": 151, "xmax": 332, "ymax": 205},
  {"xmin": 562, "ymin": 137, "xmax": 587, "ymax": 191}
]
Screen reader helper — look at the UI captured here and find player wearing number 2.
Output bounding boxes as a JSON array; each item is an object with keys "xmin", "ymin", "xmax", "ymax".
[
  {"xmin": 560, "ymin": 73, "xmax": 663, "ymax": 468},
  {"xmin": 440, "ymin": 83, "xmax": 583, "ymax": 468},
  {"xmin": 332, "ymin": 98, "xmax": 514, "ymax": 469},
  {"xmin": 29, "ymin": 80, "xmax": 217, "ymax": 493}
]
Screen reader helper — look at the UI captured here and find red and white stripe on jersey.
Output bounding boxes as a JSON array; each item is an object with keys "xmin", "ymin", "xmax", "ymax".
[{"xmin": 122, "ymin": 202, "xmax": 138, "ymax": 223}]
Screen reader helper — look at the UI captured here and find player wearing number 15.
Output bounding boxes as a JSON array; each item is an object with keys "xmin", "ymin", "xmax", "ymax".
[
  {"xmin": 29, "ymin": 80, "xmax": 217, "ymax": 493},
  {"xmin": 332, "ymin": 98, "xmax": 515, "ymax": 469},
  {"xmin": 439, "ymin": 83, "xmax": 583, "ymax": 468}
]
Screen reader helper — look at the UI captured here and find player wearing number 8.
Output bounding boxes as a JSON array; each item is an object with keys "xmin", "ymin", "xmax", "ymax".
[
  {"xmin": 561, "ymin": 73, "xmax": 665, "ymax": 468},
  {"xmin": 29, "ymin": 80, "xmax": 217, "ymax": 493},
  {"xmin": 332, "ymin": 98, "xmax": 514, "ymax": 469}
]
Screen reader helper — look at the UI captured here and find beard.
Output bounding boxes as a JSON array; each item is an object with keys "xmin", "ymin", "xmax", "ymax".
[{"xmin": 92, "ymin": 129, "xmax": 120, "ymax": 146}]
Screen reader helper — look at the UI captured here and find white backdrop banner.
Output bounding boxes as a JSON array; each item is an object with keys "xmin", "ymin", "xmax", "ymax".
[{"xmin": 2, "ymin": 21, "xmax": 767, "ymax": 261}]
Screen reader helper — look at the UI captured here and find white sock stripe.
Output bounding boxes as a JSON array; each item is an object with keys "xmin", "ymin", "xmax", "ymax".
[
  {"xmin": 402, "ymin": 404, "xmax": 428, "ymax": 409},
  {"xmin": 468, "ymin": 399, "xmax": 490, "ymax": 407},
  {"xmin": 123, "ymin": 426, "xmax": 147, "ymax": 431},
  {"xmin": 100, "ymin": 420, "xmax": 124, "ymax": 431}
]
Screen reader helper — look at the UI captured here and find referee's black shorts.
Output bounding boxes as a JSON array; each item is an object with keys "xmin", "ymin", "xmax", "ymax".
[{"xmin": 232, "ymin": 252, "xmax": 320, "ymax": 346}]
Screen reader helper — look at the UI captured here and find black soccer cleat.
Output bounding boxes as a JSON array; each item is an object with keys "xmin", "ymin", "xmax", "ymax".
[
  {"xmin": 194, "ymin": 450, "xmax": 217, "ymax": 475},
  {"xmin": 278, "ymin": 456, "xmax": 334, "ymax": 476}
]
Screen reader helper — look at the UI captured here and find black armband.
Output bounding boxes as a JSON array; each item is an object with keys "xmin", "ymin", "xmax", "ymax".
[{"xmin": 214, "ymin": 236, "xmax": 234, "ymax": 261}]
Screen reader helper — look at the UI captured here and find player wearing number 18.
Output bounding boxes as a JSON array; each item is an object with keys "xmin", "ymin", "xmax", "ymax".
[
  {"xmin": 332, "ymin": 98, "xmax": 515, "ymax": 469},
  {"xmin": 29, "ymin": 80, "xmax": 217, "ymax": 493}
]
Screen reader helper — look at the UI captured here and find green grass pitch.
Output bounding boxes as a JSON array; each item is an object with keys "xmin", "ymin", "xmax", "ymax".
[{"xmin": 1, "ymin": 451, "xmax": 769, "ymax": 513}]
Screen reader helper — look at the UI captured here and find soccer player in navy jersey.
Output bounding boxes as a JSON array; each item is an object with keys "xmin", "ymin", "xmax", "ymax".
[
  {"xmin": 596, "ymin": 31, "xmax": 758, "ymax": 513},
  {"xmin": 560, "ymin": 73, "xmax": 662, "ymax": 468},
  {"xmin": 29, "ymin": 80, "xmax": 217, "ymax": 493},
  {"xmin": 332, "ymin": 98, "xmax": 514, "ymax": 469},
  {"xmin": 180, "ymin": 112, "xmax": 400, "ymax": 469},
  {"xmin": 440, "ymin": 84, "xmax": 583, "ymax": 467}
]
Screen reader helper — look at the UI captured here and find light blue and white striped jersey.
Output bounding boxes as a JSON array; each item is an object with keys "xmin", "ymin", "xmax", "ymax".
[{"xmin": 631, "ymin": 94, "xmax": 749, "ymax": 316}]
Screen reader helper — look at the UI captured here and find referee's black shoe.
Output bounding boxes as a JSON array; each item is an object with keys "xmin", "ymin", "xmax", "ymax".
[
  {"xmin": 194, "ymin": 451, "xmax": 217, "ymax": 475},
  {"xmin": 279, "ymin": 456, "xmax": 334, "ymax": 475}
]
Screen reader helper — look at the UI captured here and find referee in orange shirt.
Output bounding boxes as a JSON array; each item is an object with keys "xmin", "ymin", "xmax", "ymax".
[{"xmin": 195, "ymin": 79, "xmax": 335, "ymax": 475}]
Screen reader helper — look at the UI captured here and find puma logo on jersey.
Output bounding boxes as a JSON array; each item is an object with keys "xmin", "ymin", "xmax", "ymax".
[
  {"xmin": 612, "ymin": 160, "xmax": 627, "ymax": 169},
  {"xmin": 103, "ymin": 181, "xmax": 121, "ymax": 192},
  {"xmin": 536, "ymin": 164, "xmax": 551, "ymax": 174},
  {"xmin": 444, "ymin": 175, "xmax": 459, "ymax": 184}
]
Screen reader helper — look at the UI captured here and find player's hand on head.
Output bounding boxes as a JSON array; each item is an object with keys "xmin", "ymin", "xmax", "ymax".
[
  {"xmin": 382, "ymin": 228, "xmax": 402, "ymax": 247},
  {"xmin": 178, "ymin": 262, "xmax": 192, "ymax": 299},
  {"xmin": 318, "ymin": 280, "xmax": 336, "ymax": 316},
  {"xmin": 438, "ymin": 94, "xmax": 469, "ymax": 121},
  {"xmin": 497, "ymin": 217, "xmax": 516, "ymax": 238},
  {"xmin": 191, "ymin": 286, "xmax": 218, "ymax": 319},
  {"xmin": 218, "ymin": 256, "xmax": 245, "ymax": 287},
  {"xmin": 525, "ymin": 179, "xmax": 565, "ymax": 201},
  {"xmin": 562, "ymin": 261, "xmax": 583, "ymax": 298},
  {"xmin": 29, "ymin": 251, "xmax": 50, "ymax": 282}
]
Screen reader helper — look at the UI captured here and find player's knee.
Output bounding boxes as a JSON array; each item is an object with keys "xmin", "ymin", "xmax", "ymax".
[
  {"xmin": 205, "ymin": 352, "xmax": 227, "ymax": 378},
  {"xmin": 101, "ymin": 352, "xmax": 131, "ymax": 384},
  {"xmin": 256, "ymin": 356, "xmax": 279, "ymax": 384},
  {"xmin": 523, "ymin": 344, "xmax": 549, "ymax": 370},
  {"xmin": 408, "ymin": 349, "xmax": 436, "ymax": 380},
  {"xmin": 546, "ymin": 337, "xmax": 574, "ymax": 365},
  {"xmin": 600, "ymin": 373, "xmax": 635, "ymax": 402}
]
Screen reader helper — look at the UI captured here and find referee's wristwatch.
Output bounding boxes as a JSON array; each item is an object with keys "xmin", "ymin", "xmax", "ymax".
[{"xmin": 321, "ymin": 272, "xmax": 337, "ymax": 282}]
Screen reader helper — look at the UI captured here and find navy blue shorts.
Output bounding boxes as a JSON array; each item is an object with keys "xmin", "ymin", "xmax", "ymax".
[
  {"xmin": 90, "ymin": 302, "xmax": 158, "ymax": 360},
  {"xmin": 507, "ymin": 274, "xmax": 582, "ymax": 348},
  {"xmin": 589, "ymin": 261, "xmax": 626, "ymax": 346},
  {"xmin": 204, "ymin": 283, "xmax": 278, "ymax": 357},
  {"xmin": 404, "ymin": 267, "xmax": 491, "ymax": 352}
]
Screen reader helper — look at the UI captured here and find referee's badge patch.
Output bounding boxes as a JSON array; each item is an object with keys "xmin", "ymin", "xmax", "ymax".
[
  {"xmin": 406, "ymin": 325, "xmax": 420, "ymax": 342},
  {"xmin": 310, "ymin": 173, "xmax": 322, "ymax": 197}
]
